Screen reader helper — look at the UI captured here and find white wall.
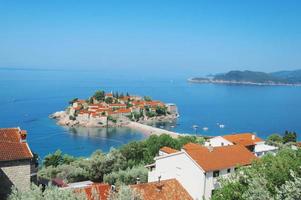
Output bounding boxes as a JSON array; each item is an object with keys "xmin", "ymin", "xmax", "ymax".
[
  {"xmin": 205, "ymin": 136, "xmax": 233, "ymax": 147},
  {"xmin": 148, "ymin": 152, "xmax": 206, "ymax": 200}
]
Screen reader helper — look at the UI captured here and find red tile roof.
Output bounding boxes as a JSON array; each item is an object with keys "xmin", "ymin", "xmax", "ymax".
[
  {"xmin": 131, "ymin": 179, "xmax": 192, "ymax": 200},
  {"xmin": 223, "ymin": 133, "xmax": 263, "ymax": 147},
  {"xmin": 75, "ymin": 183, "xmax": 110, "ymax": 200},
  {"xmin": 160, "ymin": 146, "xmax": 179, "ymax": 154},
  {"xmin": 0, "ymin": 128, "xmax": 33, "ymax": 161},
  {"xmin": 105, "ymin": 93, "xmax": 113, "ymax": 97},
  {"xmin": 183, "ymin": 143, "xmax": 257, "ymax": 172}
]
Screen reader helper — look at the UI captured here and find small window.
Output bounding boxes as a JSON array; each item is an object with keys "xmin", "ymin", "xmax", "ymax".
[
  {"xmin": 227, "ymin": 168, "xmax": 231, "ymax": 173},
  {"xmin": 221, "ymin": 142, "xmax": 224, "ymax": 146},
  {"xmin": 213, "ymin": 170, "xmax": 220, "ymax": 177}
]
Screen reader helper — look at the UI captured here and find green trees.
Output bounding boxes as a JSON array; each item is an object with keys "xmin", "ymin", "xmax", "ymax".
[
  {"xmin": 43, "ymin": 150, "xmax": 76, "ymax": 167},
  {"xmin": 267, "ymin": 134, "xmax": 283, "ymax": 144},
  {"xmin": 143, "ymin": 96, "xmax": 152, "ymax": 101},
  {"xmin": 93, "ymin": 90, "xmax": 105, "ymax": 101},
  {"xmin": 211, "ymin": 148, "xmax": 301, "ymax": 200},
  {"xmin": 38, "ymin": 134, "xmax": 205, "ymax": 185},
  {"xmin": 283, "ymin": 131, "xmax": 297, "ymax": 143},
  {"xmin": 155, "ymin": 106, "xmax": 167, "ymax": 116},
  {"xmin": 8, "ymin": 184, "xmax": 85, "ymax": 200},
  {"xmin": 105, "ymin": 97, "xmax": 114, "ymax": 104},
  {"xmin": 108, "ymin": 185, "xmax": 142, "ymax": 200},
  {"xmin": 104, "ymin": 165, "xmax": 148, "ymax": 185}
]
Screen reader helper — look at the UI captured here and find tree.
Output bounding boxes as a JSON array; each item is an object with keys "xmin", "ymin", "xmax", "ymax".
[
  {"xmin": 276, "ymin": 171, "xmax": 301, "ymax": 200},
  {"xmin": 267, "ymin": 134, "xmax": 283, "ymax": 144},
  {"xmin": 8, "ymin": 184, "xmax": 85, "ymax": 200},
  {"xmin": 143, "ymin": 96, "xmax": 152, "ymax": 101},
  {"xmin": 155, "ymin": 106, "xmax": 167, "ymax": 116},
  {"xmin": 283, "ymin": 131, "xmax": 297, "ymax": 143},
  {"xmin": 105, "ymin": 97, "xmax": 114, "ymax": 104},
  {"xmin": 93, "ymin": 90, "xmax": 105, "ymax": 101},
  {"xmin": 108, "ymin": 185, "xmax": 143, "ymax": 200},
  {"xmin": 104, "ymin": 165, "xmax": 148, "ymax": 185},
  {"xmin": 43, "ymin": 150, "xmax": 64, "ymax": 167},
  {"xmin": 69, "ymin": 98, "xmax": 78, "ymax": 105}
]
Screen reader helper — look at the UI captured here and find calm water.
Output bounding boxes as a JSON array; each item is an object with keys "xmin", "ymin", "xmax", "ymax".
[{"xmin": 1, "ymin": 69, "xmax": 301, "ymax": 158}]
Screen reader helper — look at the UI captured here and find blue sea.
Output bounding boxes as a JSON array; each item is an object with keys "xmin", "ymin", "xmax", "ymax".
[{"xmin": 1, "ymin": 68, "xmax": 301, "ymax": 159}]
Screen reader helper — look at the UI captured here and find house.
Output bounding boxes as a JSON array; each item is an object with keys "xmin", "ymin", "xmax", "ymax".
[
  {"xmin": 166, "ymin": 103, "xmax": 179, "ymax": 115},
  {"xmin": 206, "ymin": 133, "xmax": 278, "ymax": 157},
  {"xmin": 147, "ymin": 143, "xmax": 257, "ymax": 200},
  {"xmin": 0, "ymin": 128, "xmax": 35, "ymax": 199},
  {"xmin": 131, "ymin": 178, "xmax": 193, "ymax": 200},
  {"xmin": 159, "ymin": 146, "xmax": 179, "ymax": 156}
]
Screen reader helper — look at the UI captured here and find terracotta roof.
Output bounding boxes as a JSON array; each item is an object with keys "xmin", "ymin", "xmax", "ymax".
[
  {"xmin": 160, "ymin": 146, "xmax": 179, "ymax": 154},
  {"xmin": 131, "ymin": 179, "xmax": 192, "ymax": 200},
  {"xmin": 116, "ymin": 108, "xmax": 131, "ymax": 113},
  {"xmin": 76, "ymin": 183, "xmax": 110, "ymax": 200},
  {"xmin": 223, "ymin": 133, "xmax": 263, "ymax": 146},
  {"xmin": 0, "ymin": 128, "xmax": 33, "ymax": 161},
  {"xmin": 105, "ymin": 93, "xmax": 113, "ymax": 97},
  {"xmin": 108, "ymin": 104, "xmax": 127, "ymax": 107},
  {"xmin": 183, "ymin": 143, "xmax": 257, "ymax": 172}
]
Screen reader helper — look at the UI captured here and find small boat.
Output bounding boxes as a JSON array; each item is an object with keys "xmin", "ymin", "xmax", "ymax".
[
  {"xmin": 192, "ymin": 125, "xmax": 198, "ymax": 129},
  {"xmin": 203, "ymin": 127, "xmax": 209, "ymax": 131},
  {"xmin": 170, "ymin": 125, "xmax": 175, "ymax": 128},
  {"xmin": 219, "ymin": 124, "xmax": 225, "ymax": 128}
]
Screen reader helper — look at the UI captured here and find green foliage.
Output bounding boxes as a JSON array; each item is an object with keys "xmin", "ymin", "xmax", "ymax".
[
  {"xmin": 276, "ymin": 171, "xmax": 301, "ymax": 200},
  {"xmin": 143, "ymin": 96, "xmax": 152, "ymax": 101},
  {"xmin": 43, "ymin": 150, "xmax": 76, "ymax": 167},
  {"xmin": 69, "ymin": 98, "xmax": 78, "ymax": 105},
  {"xmin": 69, "ymin": 115, "xmax": 76, "ymax": 121},
  {"xmin": 104, "ymin": 165, "xmax": 148, "ymax": 185},
  {"xmin": 39, "ymin": 134, "xmax": 204, "ymax": 184},
  {"xmin": 108, "ymin": 185, "xmax": 143, "ymax": 200},
  {"xmin": 155, "ymin": 106, "xmax": 167, "ymax": 116},
  {"xmin": 212, "ymin": 148, "xmax": 301, "ymax": 200},
  {"xmin": 267, "ymin": 134, "xmax": 283, "ymax": 144},
  {"xmin": 105, "ymin": 97, "xmax": 114, "ymax": 104},
  {"xmin": 93, "ymin": 90, "xmax": 105, "ymax": 101},
  {"xmin": 283, "ymin": 131, "xmax": 297, "ymax": 143},
  {"xmin": 8, "ymin": 184, "xmax": 85, "ymax": 200}
]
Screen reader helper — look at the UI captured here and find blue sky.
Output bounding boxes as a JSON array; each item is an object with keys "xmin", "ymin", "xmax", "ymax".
[{"xmin": 0, "ymin": 0, "xmax": 300, "ymax": 75}]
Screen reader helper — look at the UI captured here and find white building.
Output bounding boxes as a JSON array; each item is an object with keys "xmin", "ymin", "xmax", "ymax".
[
  {"xmin": 206, "ymin": 133, "xmax": 278, "ymax": 157},
  {"xmin": 147, "ymin": 143, "xmax": 257, "ymax": 200}
]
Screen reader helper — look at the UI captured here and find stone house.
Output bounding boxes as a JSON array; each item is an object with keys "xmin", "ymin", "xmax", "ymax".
[{"xmin": 0, "ymin": 128, "xmax": 35, "ymax": 199}]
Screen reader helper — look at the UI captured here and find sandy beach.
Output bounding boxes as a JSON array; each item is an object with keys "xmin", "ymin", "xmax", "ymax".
[{"xmin": 127, "ymin": 121, "xmax": 182, "ymax": 138}]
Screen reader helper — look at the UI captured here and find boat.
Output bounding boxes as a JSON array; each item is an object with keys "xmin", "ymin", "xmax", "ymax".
[
  {"xmin": 192, "ymin": 125, "xmax": 198, "ymax": 129},
  {"xmin": 203, "ymin": 127, "xmax": 209, "ymax": 131},
  {"xmin": 219, "ymin": 124, "xmax": 225, "ymax": 128}
]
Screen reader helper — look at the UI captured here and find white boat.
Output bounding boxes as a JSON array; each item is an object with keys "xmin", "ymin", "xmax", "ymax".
[
  {"xmin": 219, "ymin": 124, "xmax": 225, "ymax": 128},
  {"xmin": 192, "ymin": 125, "xmax": 198, "ymax": 129},
  {"xmin": 203, "ymin": 127, "xmax": 209, "ymax": 131}
]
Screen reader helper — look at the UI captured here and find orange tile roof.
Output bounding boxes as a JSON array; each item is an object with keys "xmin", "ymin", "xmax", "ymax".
[
  {"xmin": 0, "ymin": 128, "xmax": 33, "ymax": 161},
  {"xmin": 160, "ymin": 146, "xmax": 179, "ymax": 154},
  {"xmin": 75, "ymin": 183, "xmax": 110, "ymax": 200},
  {"xmin": 183, "ymin": 143, "xmax": 257, "ymax": 172},
  {"xmin": 131, "ymin": 179, "xmax": 192, "ymax": 200},
  {"xmin": 116, "ymin": 108, "xmax": 131, "ymax": 113},
  {"xmin": 108, "ymin": 103, "xmax": 127, "ymax": 107},
  {"xmin": 223, "ymin": 133, "xmax": 263, "ymax": 146}
]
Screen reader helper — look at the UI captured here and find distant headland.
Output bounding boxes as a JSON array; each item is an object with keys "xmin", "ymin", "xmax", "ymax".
[
  {"xmin": 50, "ymin": 90, "xmax": 179, "ymax": 128},
  {"xmin": 189, "ymin": 69, "xmax": 301, "ymax": 86}
]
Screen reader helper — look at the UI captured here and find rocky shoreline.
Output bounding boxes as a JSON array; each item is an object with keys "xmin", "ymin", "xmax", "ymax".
[
  {"xmin": 50, "ymin": 111, "xmax": 178, "ymax": 128},
  {"xmin": 188, "ymin": 78, "xmax": 301, "ymax": 86}
]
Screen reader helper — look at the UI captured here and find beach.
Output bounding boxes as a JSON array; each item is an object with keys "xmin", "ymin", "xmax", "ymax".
[{"xmin": 127, "ymin": 121, "xmax": 182, "ymax": 138}]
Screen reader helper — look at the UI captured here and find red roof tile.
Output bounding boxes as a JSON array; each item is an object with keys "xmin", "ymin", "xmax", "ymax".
[
  {"xmin": 0, "ymin": 128, "xmax": 33, "ymax": 161},
  {"xmin": 223, "ymin": 133, "xmax": 263, "ymax": 147},
  {"xmin": 76, "ymin": 183, "xmax": 110, "ymax": 200},
  {"xmin": 160, "ymin": 146, "xmax": 179, "ymax": 154},
  {"xmin": 183, "ymin": 143, "xmax": 257, "ymax": 172},
  {"xmin": 131, "ymin": 179, "xmax": 192, "ymax": 200}
]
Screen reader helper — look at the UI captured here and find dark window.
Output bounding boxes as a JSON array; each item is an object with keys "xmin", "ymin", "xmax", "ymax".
[
  {"xmin": 213, "ymin": 170, "xmax": 220, "ymax": 177},
  {"xmin": 227, "ymin": 168, "xmax": 231, "ymax": 173}
]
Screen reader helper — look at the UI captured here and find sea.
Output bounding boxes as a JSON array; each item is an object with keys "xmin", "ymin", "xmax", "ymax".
[{"xmin": 1, "ymin": 68, "xmax": 301, "ymax": 159}]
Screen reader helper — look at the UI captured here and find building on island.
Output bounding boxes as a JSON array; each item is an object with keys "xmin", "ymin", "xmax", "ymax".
[
  {"xmin": 0, "ymin": 128, "xmax": 35, "ymax": 199},
  {"xmin": 147, "ymin": 143, "xmax": 257, "ymax": 200},
  {"xmin": 205, "ymin": 133, "xmax": 278, "ymax": 157}
]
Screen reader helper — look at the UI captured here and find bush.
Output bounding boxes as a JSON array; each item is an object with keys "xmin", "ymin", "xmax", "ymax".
[{"xmin": 104, "ymin": 165, "xmax": 148, "ymax": 185}]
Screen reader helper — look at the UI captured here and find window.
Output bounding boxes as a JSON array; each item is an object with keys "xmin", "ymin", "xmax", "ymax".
[
  {"xmin": 227, "ymin": 168, "xmax": 231, "ymax": 173},
  {"xmin": 221, "ymin": 142, "xmax": 224, "ymax": 146},
  {"xmin": 213, "ymin": 170, "xmax": 220, "ymax": 177}
]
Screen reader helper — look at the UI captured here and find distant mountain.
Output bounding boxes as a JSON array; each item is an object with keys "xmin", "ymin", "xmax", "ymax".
[{"xmin": 189, "ymin": 70, "xmax": 301, "ymax": 85}]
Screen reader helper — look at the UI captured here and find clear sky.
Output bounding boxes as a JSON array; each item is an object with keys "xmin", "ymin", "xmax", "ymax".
[{"xmin": 0, "ymin": 0, "xmax": 300, "ymax": 76}]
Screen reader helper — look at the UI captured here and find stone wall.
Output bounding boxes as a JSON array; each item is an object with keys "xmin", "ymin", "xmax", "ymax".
[{"xmin": 0, "ymin": 159, "xmax": 31, "ymax": 199}]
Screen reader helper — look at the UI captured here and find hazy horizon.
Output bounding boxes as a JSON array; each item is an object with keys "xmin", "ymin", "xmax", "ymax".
[{"xmin": 1, "ymin": 0, "xmax": 300, "ymax": 75}]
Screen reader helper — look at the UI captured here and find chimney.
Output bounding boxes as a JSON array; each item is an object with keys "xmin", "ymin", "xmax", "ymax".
[
  {"xmin": 136, "ymin": 177, "xmax": 140, "ymax": 184},
  {"xmin": 252, "ymin": 134, "xmax": 255, "ymax": 140},
  {"xmin": 20, "ymin": 130, "xmax": 27, "ymax": 142},
  {"xmin": 207, "ymin": 146, "xmax": 214, "ymax": 152}
]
